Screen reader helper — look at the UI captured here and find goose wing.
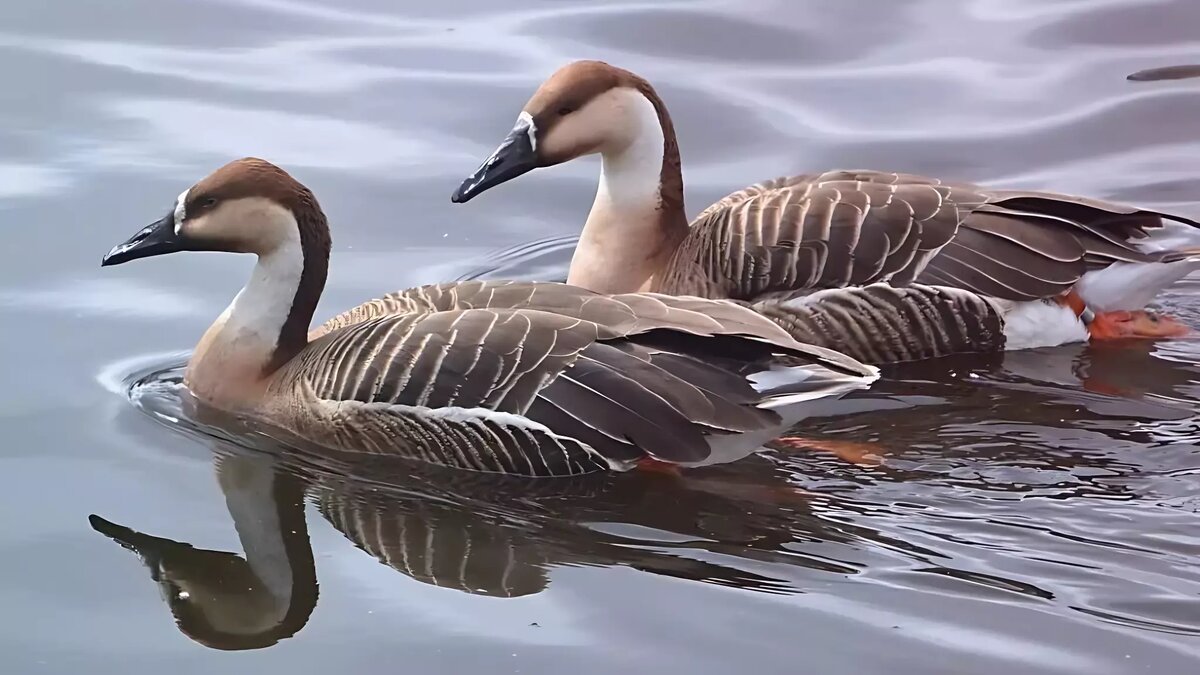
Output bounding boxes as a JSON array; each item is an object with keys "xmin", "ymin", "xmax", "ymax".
[
  {"xmin": 286, "ymin": 286, "xmax": 877, "ymax": 476},
  {"xmin": 918, "ymin": 191, "xmax": 1200, "ymax": 300},
  {"xmin": 310, "ymin": 280, "xmax": 873, "ymax": 377},
  {"xmin": 665, "ymin": 170, "xmax": 1200, "ymax": 303},
  {"xmin": 664, "ymin": 171, "xmax": 975, "ymax": 299}
]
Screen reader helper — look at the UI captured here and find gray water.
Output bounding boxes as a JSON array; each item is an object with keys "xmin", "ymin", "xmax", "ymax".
[{"xmin": 2, "ymin": 0, "xmax": 1200, "ymax": 672}]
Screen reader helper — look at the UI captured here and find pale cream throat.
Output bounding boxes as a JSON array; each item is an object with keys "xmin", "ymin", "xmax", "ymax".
[
  {"xmin": 567, "ymin": 89, "xmax": 674, "ymax": 294},
  {"xmin": 186, "ymin": 236, "xmax": 305, "ymax": 391}
]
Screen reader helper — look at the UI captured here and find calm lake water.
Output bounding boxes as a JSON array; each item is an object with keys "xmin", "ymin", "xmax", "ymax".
[{"xmin": 3, "ymin": 0, "xmax": 1200, "ymax": 672}]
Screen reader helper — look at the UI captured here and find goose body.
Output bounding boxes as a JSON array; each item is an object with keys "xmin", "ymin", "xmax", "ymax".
[
  {"xmin": 102, "ymin": 158, "xmax": 877, "ymax": 477},
  {"xmin": 452, "ymin": 60, "xmax": 1198, "ymax": 363}
]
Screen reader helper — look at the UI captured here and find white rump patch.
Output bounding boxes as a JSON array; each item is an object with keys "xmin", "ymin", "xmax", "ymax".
[
  {"xmin": 1135, "ymin": 220, "xmax": 1200, "ymax": 255},
  {"xmin": 1001, "ymin": 300, "xmax": 1088, "ymax": 350},
  {"xmin": 746, "ymin": 363, "xmax": 815, "ymax": 392},
  {"xmin": 1075, "ymin": 261, "xmax": 1200, "ymax": 312},
  {"xmin": 696, "ymin": 366, "xmax": 877, "ymax": 468}
]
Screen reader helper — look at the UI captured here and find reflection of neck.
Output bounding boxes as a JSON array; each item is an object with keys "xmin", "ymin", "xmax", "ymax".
[
  {"xmin": 567, "ymin": 88, "xmax": 689, "ymax": 294},
  {"xmin": 92, "ymin": 450, "xmax": 319, "ymax": 651},
  {"xmin": 180, "ymin": 452, "xmax": 317, "ymax": 650},
  {"xmin": 218, "ymin": 454, "xmax": 299, "ymax": 613}
]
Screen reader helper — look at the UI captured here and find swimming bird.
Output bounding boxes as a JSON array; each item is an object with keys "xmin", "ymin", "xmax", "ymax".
[
  {"xmin": 451, "ymin": 60, "xmax": 1199, "ymax": 364},
  {"xmin": 101, "ymin": 158, "xmax": 878, "ymax": 476}
]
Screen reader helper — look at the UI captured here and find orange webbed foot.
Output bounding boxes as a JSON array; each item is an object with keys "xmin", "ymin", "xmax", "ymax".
[
  {"xmin": 1088, "ymin": 310, "xmax": 1193, "ymax": 341},
  {"xmin": 635, "ymin": 457, "xmax": 683, "ymax": 477},
  {"xmin": 769, "ymin": 436, "xmax": 884, "ymax": 466}
]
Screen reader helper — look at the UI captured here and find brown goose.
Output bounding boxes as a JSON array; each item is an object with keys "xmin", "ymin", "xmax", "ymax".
[
  {"xmin": 451, "ymin": 60, "xmax": 1200, "ymax": 364},
  {"xmin": 101, "ymin": 158, "xmax": 878, "ymax": 477}
]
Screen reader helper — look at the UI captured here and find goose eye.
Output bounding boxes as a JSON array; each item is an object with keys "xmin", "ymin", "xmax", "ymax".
[
  {"xmin": 557, "ymin": 106, "xmax": 575, "ymax": 116},
  {"xmin": 201, "ymin": 196, "xmax": 217, "ymax": 208}
]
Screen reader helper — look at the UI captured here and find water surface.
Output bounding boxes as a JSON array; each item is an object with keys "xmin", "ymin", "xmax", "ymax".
[{"xmin": 2, "ymin": 0, "xmax": 1200, "ymax": 672}]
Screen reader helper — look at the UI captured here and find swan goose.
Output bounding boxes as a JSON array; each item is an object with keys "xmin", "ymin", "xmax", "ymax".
[
  {"xmin": 451, "ymin": 60, "xmax": 1200, "ymax": 364},
  {"xmin": 100, "ymin": 158, "xmax": 878, "ymax": 477}
]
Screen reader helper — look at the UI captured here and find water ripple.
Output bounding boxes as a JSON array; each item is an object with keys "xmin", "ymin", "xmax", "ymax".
[{"xmin": 6, "ymin": 0, "xmax": 1200, "ymax": 671}]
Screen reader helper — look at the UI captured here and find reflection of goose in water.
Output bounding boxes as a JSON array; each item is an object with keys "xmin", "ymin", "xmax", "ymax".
[
  {"xmin": 90, "ymin": 375, "xmax": 869, "ymax": 651},
  {"xmin": 90, "ymin": 451, "xmax": 316, "ymax": 651},
  {"xmin": 999, "ymin": 339, "xmax": 1200, "ymax": 404},
  {"xmin": 793, "ymin": 340, "xmax": 1200, "ymax": 493}
]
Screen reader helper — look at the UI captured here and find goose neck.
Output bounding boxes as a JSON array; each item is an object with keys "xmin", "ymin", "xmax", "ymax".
[
  {"xmin": 568, "ymin": 86, "xmax": 689, "ymax": 293},
  {"xmin": 185, "ymin": 204, "xmax": 329, "ymax": 403}
]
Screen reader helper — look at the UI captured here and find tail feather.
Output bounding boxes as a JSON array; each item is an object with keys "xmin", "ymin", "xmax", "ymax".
[{"xmin": 748, "ymin": 362, "xmax": 878, "ymax": 409}]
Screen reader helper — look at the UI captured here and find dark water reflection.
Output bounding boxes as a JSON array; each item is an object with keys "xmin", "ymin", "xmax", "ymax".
[{"xmin": 4, "ymin": 0, "xmax": 1200, "ymax": 672}]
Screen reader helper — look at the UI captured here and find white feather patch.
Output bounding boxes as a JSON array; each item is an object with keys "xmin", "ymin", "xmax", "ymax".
[
  {"xmin": 518, "ymin": 110, "xmax": 536, "ymax": 151},
  {"xmin": 1135, "ymin": 220, "xmax": 1200, "ymax": 255},
  {"xmin": 1075, "ymin": 261, "xmax": 1200, "ymax": 312},
  {"xmin": 417, "ymin": 404, "xmax": 554, "ymax": 433},
  {"xmin": 173, "ymin": 188, "xmax": 189, "ymax": 234},
  {"xmin": 747, "ymin": 362, "xmax": 879, "ymax": 408},
  {"xmin": 1001, "ymin": 300, "xmax": 1089, "ymax": 350}
]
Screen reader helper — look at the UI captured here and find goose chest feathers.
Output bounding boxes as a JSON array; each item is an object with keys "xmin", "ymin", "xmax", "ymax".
[
  {"xmin": 452, "ymin": 60, "xmax": 1200, "ymax": 364},
  {"xmin": 102, "ymin": 158, "xmax": 878, "ymax": 477}
]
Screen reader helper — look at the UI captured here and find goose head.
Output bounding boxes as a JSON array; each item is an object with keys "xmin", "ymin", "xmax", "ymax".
[
  {"xmin": 102, "ymin": 158, "xmax": 328, "ymax": 266},
  {"xmin": 101, "ymin": 159, "xmax": 331, "ymax": 400},
  {"xmin": 452, "ymin": 60, "xmax": 673, "ymax": 203}
]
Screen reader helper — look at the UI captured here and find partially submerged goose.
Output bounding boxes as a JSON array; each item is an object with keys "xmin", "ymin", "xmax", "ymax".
[
  {"xmin": 101, "ymin": 158, "xmax": 877, "ymax": 476},
  {"xmin": 452, "ymin": 60, "xmax": 1200, "ymax": 363}
]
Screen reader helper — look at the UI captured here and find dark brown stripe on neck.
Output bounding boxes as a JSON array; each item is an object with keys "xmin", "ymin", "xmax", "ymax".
[
  {"xmin": 631, "ymin": 79, "xmax": 688, "ymax": 231},
  {"xmin": 627, "ymin": 77, "xmax": 690, "ymax": 271},
  {"xmin": 265, "ymin": 188, "xmax": 330, "ymax": 375}
]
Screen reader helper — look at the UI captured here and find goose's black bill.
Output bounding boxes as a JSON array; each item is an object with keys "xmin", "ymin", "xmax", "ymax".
[
  {"xmin": 452, "ymin": 123, "xmax": 538, "ymax": 203},
  {"xmin": 101, "ymin": 212, "xmax": 184, "ymax": 266}
]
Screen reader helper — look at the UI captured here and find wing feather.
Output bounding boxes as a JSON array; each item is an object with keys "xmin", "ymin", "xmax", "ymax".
[
  {"xmin": 279, "ymin": 281, "xmax": 877, "ymax": 475},
  {"xmin": 659, "ymin": 170, "xmax": 1200, "ymax": 304}
]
